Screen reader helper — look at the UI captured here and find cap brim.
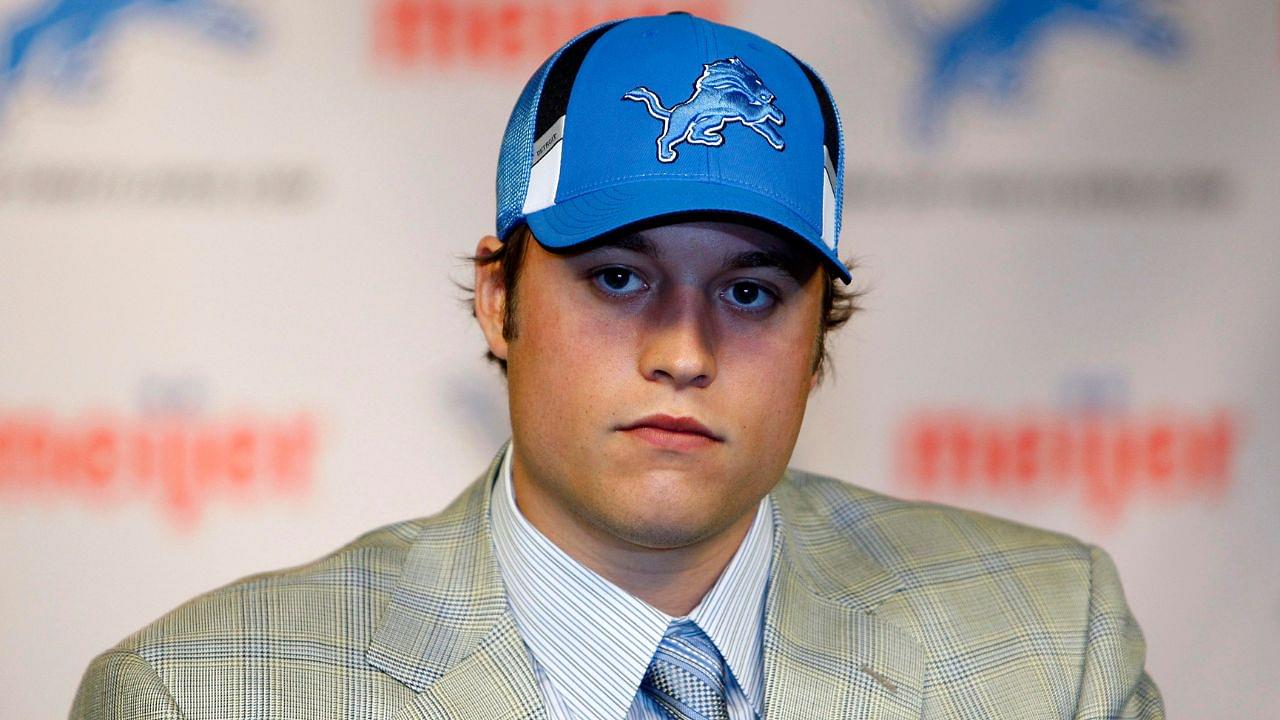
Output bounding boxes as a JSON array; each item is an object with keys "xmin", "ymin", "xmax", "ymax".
[{"xmin": 525, "ymin": 178, "xmax": 851, "ymax": 283}]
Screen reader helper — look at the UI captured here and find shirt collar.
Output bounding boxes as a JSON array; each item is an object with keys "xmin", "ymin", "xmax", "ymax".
[{"xmin": 490, "ymin": 442, "xmax": 773, "ymax": 720}]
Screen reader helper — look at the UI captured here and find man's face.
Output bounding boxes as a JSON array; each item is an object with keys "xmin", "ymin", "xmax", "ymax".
[{"xmin": 475, "ymin": 220, "xmax": 825, "ymax": 554}]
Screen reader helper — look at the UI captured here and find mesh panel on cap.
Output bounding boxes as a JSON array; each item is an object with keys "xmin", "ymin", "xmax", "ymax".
[{"xmin": 495, "ymin": 65, "xmax": 546, "ymax": 239}]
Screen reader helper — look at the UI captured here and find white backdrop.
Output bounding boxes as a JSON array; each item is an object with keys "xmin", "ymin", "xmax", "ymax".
[{"xmin": 1, "ymin": 1, "xmax": 1277, "ymax": 718}]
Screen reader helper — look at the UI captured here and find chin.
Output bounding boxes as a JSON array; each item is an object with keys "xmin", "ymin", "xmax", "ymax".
[
  {"xmin": 583, "ymin": 464, "xmax": 765, "ymax": 549},
  {"xmin": 605, "ymin": 499, "xmax": 738, "ymax": 550},
  {"xmin": 612, "ymin": 518, "xmax": 721, "ymax": 551}
]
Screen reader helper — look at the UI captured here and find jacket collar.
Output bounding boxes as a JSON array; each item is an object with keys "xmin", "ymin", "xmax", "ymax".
[
  {"xmin": 762, "ymin": 474, "xmax": 925, "ymax": 720},
  {"xmin": 368, "ymin": 452, "xmax": 923, "ymax": 719},
  {"xmin": 368, "ymin": 445, "xmax": 546, "ymax": 719}
]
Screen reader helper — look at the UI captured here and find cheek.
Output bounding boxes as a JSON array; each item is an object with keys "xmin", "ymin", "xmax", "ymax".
[
  {"xmin": 509, "ymin": 290, "xmax": 637, "ymax": 429},
  {"xmin": 718, "ymin": 313, "xmax": 819, "ymax": 428},
  {"xmin": 526, "ymin": 296, "xmax": 633, "ymax": 377}
]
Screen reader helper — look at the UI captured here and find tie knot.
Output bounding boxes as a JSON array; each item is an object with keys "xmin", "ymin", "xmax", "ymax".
[{"xmin": 640, "ymin": 621, "xmax": 729, "ymax": 720}]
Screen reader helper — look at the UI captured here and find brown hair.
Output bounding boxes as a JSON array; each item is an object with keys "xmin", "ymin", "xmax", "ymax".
[{"xmin": 466, "ymin": 225, "xmax": 862, "ymax": 382}]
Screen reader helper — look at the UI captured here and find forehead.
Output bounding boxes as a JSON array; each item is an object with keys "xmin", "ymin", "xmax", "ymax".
[
  {"xmin": 616, "ymin": 220, "xmax": 787, "ymax": 249},
  {"xmin": 562, "ymin": 220, "xmax": 821, "ymax": 278}
]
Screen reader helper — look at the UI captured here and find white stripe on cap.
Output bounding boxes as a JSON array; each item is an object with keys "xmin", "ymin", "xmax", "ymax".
[
  {"xmin": 821, "ymin": 145, "xmax": 837, "ymax": 251},
  {"xmin": 523, "ymin": 115, "xmax": 566, "ymax": 214}
]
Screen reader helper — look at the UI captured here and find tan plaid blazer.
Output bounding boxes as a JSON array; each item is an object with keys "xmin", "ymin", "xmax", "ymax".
[{"xmin": 71, "ymin": 448, "xmax": 1162, "ymax": 719}]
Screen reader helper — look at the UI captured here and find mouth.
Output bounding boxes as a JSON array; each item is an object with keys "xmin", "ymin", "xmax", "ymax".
[{"xmin": 616, "ymin": 414, "xmax": 724, "ymax": 451}]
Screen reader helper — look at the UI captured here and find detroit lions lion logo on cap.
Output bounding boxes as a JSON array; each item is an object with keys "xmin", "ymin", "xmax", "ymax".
[{"xmin": 622, "ymin": 57, "xmax": 786, "ymax": 163}]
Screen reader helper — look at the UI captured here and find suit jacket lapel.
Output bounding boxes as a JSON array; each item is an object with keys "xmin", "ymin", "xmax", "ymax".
[
  {"xmin": 392, "ymin": 613, "xmax": 546, "ymax": 720},
  {"xmin": 763, "ymin": 476, "xmax": 925, "ymax": 720},
  {"xmin": 367, "ymin": 445, "xmax": 546, "ymax": 720},
  {"xmin": 367, "ymin": 455, "xmax": 925, "ymax": 720}
]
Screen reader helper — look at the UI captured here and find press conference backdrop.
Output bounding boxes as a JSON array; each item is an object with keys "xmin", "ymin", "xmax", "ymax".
[{"xmin": 1, "ymin": 0, "xmax": 1276, "ymax": 717}]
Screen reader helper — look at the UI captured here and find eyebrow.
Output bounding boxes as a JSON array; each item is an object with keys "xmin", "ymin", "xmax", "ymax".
[
  {"xmin": 726, "ymin": 250, "xmax": 810, "ymax": 285},
  {"xmin": 591, "ymin": 233, "xmax": 660, "ymax": 258},
  {"xmin": 585, "ymin": 234, "xmax": 810, "ymax": 284}
]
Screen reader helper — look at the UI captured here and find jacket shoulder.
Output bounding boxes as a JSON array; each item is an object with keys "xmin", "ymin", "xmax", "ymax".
[
  {"xmin": 779, "ymin": 468, "xmax": 1094, "ymax": 587},
  {"xmin": 110, "ymin": 516, "xmax": 428, "ymax": 660},
  {"xmin": 76, "ymin": 468, "xmax": 499, "ymax": 716},
  {"xmin": 779, "ymin": 470, "xmax": 1157, "ymax": 716}
]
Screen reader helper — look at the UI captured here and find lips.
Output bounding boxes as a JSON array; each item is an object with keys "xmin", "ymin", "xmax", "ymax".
[{"xmin": 617, "ymin": 415, "xmax": 723, "ymax": 451}]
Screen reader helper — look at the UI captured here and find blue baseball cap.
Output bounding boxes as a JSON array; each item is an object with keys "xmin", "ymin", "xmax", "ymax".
[{"xmin": 495, "ymin": 12, "xmax": 850, "ymax": 283}]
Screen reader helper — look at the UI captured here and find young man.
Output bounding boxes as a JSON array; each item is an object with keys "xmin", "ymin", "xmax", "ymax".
[{"xmin": 71, "ymin": 13, "xmax": 1162, "ymax": 720}]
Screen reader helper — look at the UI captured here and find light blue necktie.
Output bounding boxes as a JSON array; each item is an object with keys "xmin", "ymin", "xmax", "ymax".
[{"xmin": 640, "ymin": 620, "xmax": 731, "ymax": 720}]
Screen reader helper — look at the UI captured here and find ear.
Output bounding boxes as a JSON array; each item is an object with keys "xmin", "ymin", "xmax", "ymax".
[{"xmin": 473, "ymin": 235, "xmax": 510, "ymax": 361}]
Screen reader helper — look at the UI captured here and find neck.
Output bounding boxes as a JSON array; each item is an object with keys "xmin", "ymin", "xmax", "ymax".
[
  {"xmin": 564, "ymin": 514, "xmax": 758, "ymax": 617},
  {"xmin": 509, "ymin": 463, "xmax": 758, "ymax": 617}
]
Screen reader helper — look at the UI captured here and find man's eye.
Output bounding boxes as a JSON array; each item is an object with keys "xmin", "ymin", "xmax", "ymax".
[
  {"xmin": 593, "ymin": 267, "xmax": 646, "ymax": 295},
  {"xmin": 723, "ymin": 281, "xmax": 775, "ymax": 311}
]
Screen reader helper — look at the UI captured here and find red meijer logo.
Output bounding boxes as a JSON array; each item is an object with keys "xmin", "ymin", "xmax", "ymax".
[
  {"xmin": 0, "ymin": 409, "xmax": 317, "ymax": 529},
  {"xmin": 896, "ymin": 405, "xmax": 1238, "ymax": 524},
  {"xmin": 373, "ymin": 0, "xmax": 729, "ymax": 67}
]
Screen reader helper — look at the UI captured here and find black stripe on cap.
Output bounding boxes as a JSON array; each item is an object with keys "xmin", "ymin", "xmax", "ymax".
[
  {"xmin": 786, "ymin": 52, "xmax": 840, "ymax": 170},
  {"xmin": 534, "ymin": 22, "xmax": 622, "ymax": 139}
]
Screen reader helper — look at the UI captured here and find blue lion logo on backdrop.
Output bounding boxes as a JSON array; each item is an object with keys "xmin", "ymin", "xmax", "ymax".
[
  {"xmin": 0, "ymin": 0, "xmax": 256, "ymax": 124},
  {"xmin": 879, "ymin": 0, "xmax": 1185, "ymax": 141},
  {"xmin": 623, "ymin": 56, "xmax": 786, "ymax": 163}
]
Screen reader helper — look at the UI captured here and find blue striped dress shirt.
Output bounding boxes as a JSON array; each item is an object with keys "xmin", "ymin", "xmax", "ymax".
[{"xmin": 490, "ymin": 442, "xmax": 774, "ymax": 720}]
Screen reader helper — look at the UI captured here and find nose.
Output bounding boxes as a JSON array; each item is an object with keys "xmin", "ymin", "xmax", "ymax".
[{"xmin": 638, "ymin": 289, "xmax": 717, "ymax": 390}]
